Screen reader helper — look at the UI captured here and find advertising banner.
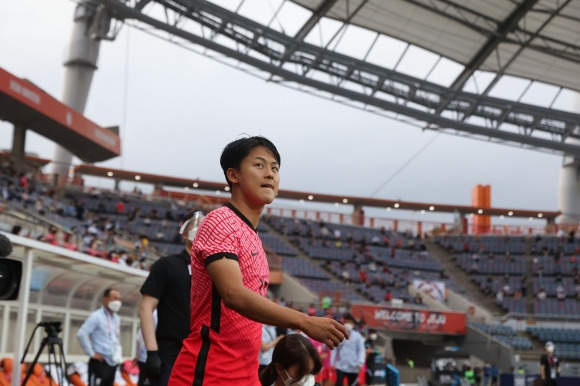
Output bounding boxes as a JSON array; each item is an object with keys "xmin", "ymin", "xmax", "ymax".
[{"xmin": 351, "ymin": 304, "xmax": 466, "ymax": 335}]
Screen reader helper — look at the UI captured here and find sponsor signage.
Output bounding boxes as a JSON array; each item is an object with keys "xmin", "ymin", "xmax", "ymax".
[
  {"xmin": 351, "ymin": 304, "xmax": 466, "ymax": 335},
  {"xmin": 0, "ymin": 67, "xmax": 120, "ymax": 157}
]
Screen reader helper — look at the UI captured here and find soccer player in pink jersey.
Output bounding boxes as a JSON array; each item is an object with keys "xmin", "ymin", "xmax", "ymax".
[{"xmin": 169, "ymin": 136, "xmax": 348, "ymax": 385}]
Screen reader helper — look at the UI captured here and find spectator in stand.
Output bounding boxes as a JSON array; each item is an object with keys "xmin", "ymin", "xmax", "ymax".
[
  {"xmin": 538, "ymin": 287, "xmax": 547, "ymax": 301},
  {"xmin": 520, "ymin": 275, "xmax": 528, "ymax": 297},
  {"xmin": 414, "ymin": 293, "xmax": 423, "ymax": 305},
  {"xmin": 115, "ymin": 200, "xmax": 125, "ymax": 214},
  {"xmin": 502, "ymin": 276, "xmax": 511, "ymax": 297},
  {"xmin": 556, "ymin": 284, "xmax": 566, "ymax": 303}
]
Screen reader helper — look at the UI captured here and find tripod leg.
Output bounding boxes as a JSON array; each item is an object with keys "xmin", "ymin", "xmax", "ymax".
[{"xmin": 22, "ymin": 337, "xmax": 48, "ymax": 385}]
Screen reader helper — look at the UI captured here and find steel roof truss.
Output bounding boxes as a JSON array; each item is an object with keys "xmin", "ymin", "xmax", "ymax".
[{"xmin": 96, "ymin": 0, "xmax": 580, "ymax": 155}]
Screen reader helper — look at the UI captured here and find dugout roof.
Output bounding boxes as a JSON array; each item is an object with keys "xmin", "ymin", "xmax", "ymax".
[{"xmin": 0, "ymin": 67, "xmax": 121, "ymax": 163}]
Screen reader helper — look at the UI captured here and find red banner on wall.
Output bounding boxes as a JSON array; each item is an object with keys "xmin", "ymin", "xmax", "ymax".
[{"xmin": 351, "ymin": 304, "xmax": 466, "ymax": 335}]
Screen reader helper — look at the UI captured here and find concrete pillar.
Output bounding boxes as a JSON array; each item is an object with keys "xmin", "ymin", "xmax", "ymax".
[
  {"xmin": 557, "ymin": 94, "xmax": 580, "ymax": 231},
  {"xmin": 51, "ymin": 1, "xmax": 109, "ymax": 186}
]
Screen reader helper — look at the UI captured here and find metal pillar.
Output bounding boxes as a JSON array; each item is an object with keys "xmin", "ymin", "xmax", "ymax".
[
  {"xmin": 557, "ymin": 95, "xmax": 580, "ymax": 230},
  {"xmin": 10, "ymin": 124, "xmax": 26, "ymax": 174},
  {"xmin": 51, "ymin": 1, "xmax": 109, "ymax": 185}
]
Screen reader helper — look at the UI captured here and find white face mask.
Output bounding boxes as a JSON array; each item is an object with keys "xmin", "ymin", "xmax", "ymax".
[
  {"xmin": 283, "ymin": 370, "xmax": 315, "ymax": 386},
  {"xmin": 369, "ymin": 334, "xmax": 377, "ymax": 341},
  {"xmin": 108, "ymin": 300, "xmax": 122, "ymax": 313},
  {"xmin": 344, "ymin": 323, "xmax": 354, "ymax": 332}
]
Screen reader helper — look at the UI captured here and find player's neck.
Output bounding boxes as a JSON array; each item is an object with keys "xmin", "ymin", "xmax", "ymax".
[{"xmin": 229, "ymin": 198, "xmax": 263, "ymax": 229}]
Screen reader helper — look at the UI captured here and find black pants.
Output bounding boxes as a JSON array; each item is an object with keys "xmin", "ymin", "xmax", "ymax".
[
  {"xmin": 336, "ymin": 369, "xmax": 359, "ymax": 386},
  {"xmin": 88, "ymin": 358, "xmax": 117, "ymax": 386},
  {"xmin": 365, "ymin": 366, "xmax": 374, "ymax": 385}
]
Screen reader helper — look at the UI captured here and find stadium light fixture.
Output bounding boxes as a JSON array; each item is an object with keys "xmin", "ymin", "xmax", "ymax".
[
  {"xmin": 421, "ymin": 210, "xmax": 425, "ymax": 214},
  {"xmin": 334, "ymin": 203, "xmax": 339, "ymax": 207},
  {"xmin": 386, "ymin": 207, "xmax": 391, "ymax": 211},
  {"xmin": 215, "ymin": 190, "xmax": 221, "ymax": 195},
  {"xmin": 184, "ymin": 187, "xmax": 189, "ymax": 191},
  {"xmin": 308, "ymin": 195, "xmax": 314, "ymax": 200},
  {"xmin": 342, "ymin": 198, "xmax": 348, "ymax": 204},
  {"xmin": 477, "ymin": 209, "xmax": 483, "ymax": 214},
  {"xmin": 299, "ymin": 199, "xmax": 305, "ymax": 203},
  {"xmin": 500, "ymin": 215, "xmax": 505, "ymax": 219},
  {"xmin": 394, "ymin": 203, "xmax": 400, "ymax": 208},
  {"xmin": 529, "ymin": 217, "xmax": 534, "ymax": 221},
  {"xmin": 192, "ymin": 182, "xmax": 199, "ymax": 188},
  {"xmin": 106, "ymin": 171, "xmax": 113, "ymax": 177},
  {"xmin": 225, "ymin": 186, "xmax": 230, "ymax": 192},
  {"xmin": 508, "ymin": 211, "xmax": 513, "ymax": 216},
  {"xmin": 135, "ymin": 175, "xmax": 141, "ymax": 181},
  {"xmin": 429, "ymin": 206, "xmax": 435, "ymax": 211},
  {"xmin": 538, "ymin": 213, "xmax": 543, "ymax": 218}
]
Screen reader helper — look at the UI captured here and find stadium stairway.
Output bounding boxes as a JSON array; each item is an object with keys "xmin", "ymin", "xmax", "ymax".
[
  {"xmin": 423, "ymin": 240, "xmax": 505, "ymax": 315},
  {"xmin": 259, "ymin": 221, "xmax": 376, "ymax": 303}
]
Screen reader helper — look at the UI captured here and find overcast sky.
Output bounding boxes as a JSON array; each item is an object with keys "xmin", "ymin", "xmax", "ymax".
[{"xmin": 1, "ymin": 0, "xmax": 578, "ymax": 229}]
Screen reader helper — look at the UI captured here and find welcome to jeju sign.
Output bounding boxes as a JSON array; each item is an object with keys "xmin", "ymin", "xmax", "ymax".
[{"xmin": 351, "ymin": 304, "xmax": 466, "ymax": 335}]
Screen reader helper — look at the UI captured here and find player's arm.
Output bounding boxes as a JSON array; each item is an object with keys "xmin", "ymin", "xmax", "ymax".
[
  {"xmin": 207, "ymin": 257, "xmax": 348, "ymax": 349},
  {"xmin": 139, "ymin": 295, "xmax": 160, "ymax": 351},
  {"xmin": 540, "ymin": 362, "xmax": 546, "ymax": 380}
]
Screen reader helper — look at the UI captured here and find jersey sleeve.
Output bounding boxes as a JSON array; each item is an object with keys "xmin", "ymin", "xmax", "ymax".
[
  {"xmin": 194, "ymin": 210, "xmax": 239, "ymax": 266},
  {"xmin": 140, "ymin": 257, "xmax": 167, "ymax": 299}
]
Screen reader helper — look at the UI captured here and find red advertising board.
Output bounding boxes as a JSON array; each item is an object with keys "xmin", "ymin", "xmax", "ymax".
[
  {"xmin": 351, "ymin": 304, "xmax": 466, "ymax": 335},
  {"xmin": 0, "ymin": 67, "xmax": 120, "ymax": 161}
]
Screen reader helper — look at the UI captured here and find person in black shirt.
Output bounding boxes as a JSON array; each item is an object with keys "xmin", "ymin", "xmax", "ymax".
[
  {"xmin": 540, "ymin": 341, "xmax": 561, "ymax": 386},
  {"xmin": 138, "ymin": 213, "xmax": 203, "ymax": 385},
  {"xmin": 364, "ymin": 329, "xmax": 379, "ymax": 385}
]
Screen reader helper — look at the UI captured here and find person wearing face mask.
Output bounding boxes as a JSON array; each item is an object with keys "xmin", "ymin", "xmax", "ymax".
[
  {"xmin": 540, "ymin": 341, "xmax": 560, "ymax": 386},
  {"xmin": 331, "ymin": 314, "xmax": 366, "ymax": 386},
  {"xmin": 138, "ymin": 213, "xmax": 203, "ymax": 385},
  {"xmin": 259, "ymin": 334, "xmax": 322, "ymax": 386},
  {"xmin": 77, "ymin": 288, "xmax": 123, "ymax": 386},
  {"xmin": 363, "ymin": 329, "xmax": 379, "ymax": 386}
]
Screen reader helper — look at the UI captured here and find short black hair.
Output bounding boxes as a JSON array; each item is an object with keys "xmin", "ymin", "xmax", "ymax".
[
  {"xmin": 103, "ymin": 288, "xmax": 115, "ymax": 298},
  {"xmin": 220, "ymin": 136, "xmax": 281, "ymax": 189}
]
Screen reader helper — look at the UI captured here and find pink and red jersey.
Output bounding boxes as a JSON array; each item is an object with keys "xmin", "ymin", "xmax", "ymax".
[{"xmin": 170, "ymin": 203, "xmax": 269, "ymax": 385}]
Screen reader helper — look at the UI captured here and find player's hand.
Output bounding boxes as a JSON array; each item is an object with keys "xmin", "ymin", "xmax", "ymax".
[
  {"xmin": 302, "ymin": 316, "xmax": 349, "ymax": 349},
  {"xmin": 92, "ymin": 353, "xmax": 105, "ymax": 362},
  {"xmin": 144, "ymin": 350, "xmax": 162, "ymax": 378}
]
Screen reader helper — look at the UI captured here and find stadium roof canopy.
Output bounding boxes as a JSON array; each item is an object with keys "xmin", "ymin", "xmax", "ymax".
[
  {"xmin": 96, "ymin": 0, "xmax": 580, "ymax": 155},
  {"xmin": 0, "ymin": 67, "xmax": 121, "ymax": 163},
  {"xmin": 73, "ymin": 164, "xmax": 561, "ymax": 220}
]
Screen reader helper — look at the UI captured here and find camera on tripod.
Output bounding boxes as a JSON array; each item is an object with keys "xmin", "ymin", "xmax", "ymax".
[{"xmin": 37, "ymin": 321, "xmax": 62, "ymax": 337}]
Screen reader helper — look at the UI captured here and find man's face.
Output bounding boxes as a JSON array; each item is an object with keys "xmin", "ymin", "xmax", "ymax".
[
  {"xmin": 105, "ymin": 290, "xmax": 121, "ymax": 306},
  {"xmin": 229, "ymin": 146, "xmax": 280, "ymax": 206}
]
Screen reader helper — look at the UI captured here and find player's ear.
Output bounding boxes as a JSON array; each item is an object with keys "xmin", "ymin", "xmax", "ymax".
[{"xmin": 226, "ymin": 168, "xmax": 240, "ymax": 184}]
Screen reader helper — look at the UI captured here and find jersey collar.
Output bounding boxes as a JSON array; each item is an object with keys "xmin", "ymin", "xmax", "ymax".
[{"xmin": 224, "ymin": 202, "xmax": 257, "ymax": 233}]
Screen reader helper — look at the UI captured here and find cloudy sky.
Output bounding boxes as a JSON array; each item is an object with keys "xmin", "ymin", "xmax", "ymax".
[{"xmin": 1, "ymin": 0, "xmax": 577, "ymax": 228}]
